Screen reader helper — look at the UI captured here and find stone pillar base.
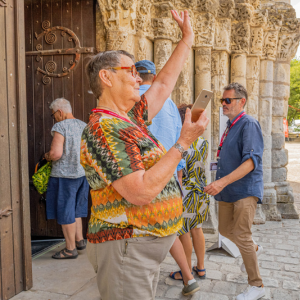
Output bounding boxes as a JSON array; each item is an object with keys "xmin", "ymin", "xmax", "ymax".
[
  {"xmin": 262, "ymin": 183, "xmax": 282, "ymax": 221},
  {"xmin": 253, "ymin": 205, "xmax": 266, "ymax": 225},
  {"xmin": 277, "ymin": 203, "xmax": 299, "ymax": 219}
]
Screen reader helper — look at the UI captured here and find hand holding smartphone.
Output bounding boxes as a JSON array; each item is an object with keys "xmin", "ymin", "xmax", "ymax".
[{"xmin": 191, "ymin": 89, "xmax": 213, "ymax": 122}]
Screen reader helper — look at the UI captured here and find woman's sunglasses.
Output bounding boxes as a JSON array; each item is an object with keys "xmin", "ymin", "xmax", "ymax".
[{"xmin": 219, "ymin": 98, "xmax": 241, "ymax": 105}]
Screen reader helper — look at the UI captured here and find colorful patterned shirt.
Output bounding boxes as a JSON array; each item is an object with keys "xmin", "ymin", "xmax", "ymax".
[{"xmin": 80, "ymin": 95, "xmax": 183, "ymax": 244}]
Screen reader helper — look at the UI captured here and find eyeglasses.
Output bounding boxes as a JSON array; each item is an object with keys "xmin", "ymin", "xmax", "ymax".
[
  {"xmin": 109, "ymin": 65, "xmax": 138, "ymax": 78},
  {"xmin": 51, "ymin": 110, "xmax": 59, "ymax": 119},
  {"xmin": 219, "ymin": 98, "xmax": 241, "ymax": 105}
]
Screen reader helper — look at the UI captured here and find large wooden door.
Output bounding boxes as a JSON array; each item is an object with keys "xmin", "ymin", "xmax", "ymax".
[{"xmin": 24, "ymin": 0, "xmax": 97, "ymax": 237}]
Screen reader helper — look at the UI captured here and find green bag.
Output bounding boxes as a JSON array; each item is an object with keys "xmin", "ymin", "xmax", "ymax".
[{"xmin": 32, "ymin": 161, "xmax": 52, "ymax": 194}]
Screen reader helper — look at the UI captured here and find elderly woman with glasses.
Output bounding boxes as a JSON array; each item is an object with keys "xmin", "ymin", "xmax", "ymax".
[{"xmin": 80, "ymin": 10, "xmax": 209, "ymax": 300}]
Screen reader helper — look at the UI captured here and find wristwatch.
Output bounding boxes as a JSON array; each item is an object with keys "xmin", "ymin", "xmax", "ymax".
[{"xmin": 173, "ymin": 142, "xmax": 188, "ymax": 159}]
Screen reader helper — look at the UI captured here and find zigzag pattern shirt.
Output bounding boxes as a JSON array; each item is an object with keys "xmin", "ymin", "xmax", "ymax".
[{"xmin": 80, "ymin": 95, "xmax": 183, "ymax": 244}]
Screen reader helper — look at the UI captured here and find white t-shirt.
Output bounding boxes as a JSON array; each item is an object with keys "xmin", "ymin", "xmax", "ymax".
[{"xmin": 50, "ymin": 119, "xmax": 86, "ymax": 178}]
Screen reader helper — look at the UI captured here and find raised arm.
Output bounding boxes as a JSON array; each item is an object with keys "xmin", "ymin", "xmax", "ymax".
[
  {"xmin": 145, "ymin": 10, "xmax": 194, "ymax": 121},
  {"xmin": 112, "ymin": 109, "xmax": 209, "ymax": 205}
]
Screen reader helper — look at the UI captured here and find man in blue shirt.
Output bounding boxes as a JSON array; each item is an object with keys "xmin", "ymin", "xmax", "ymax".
[
  {"xmin": 135, "ymin": 60, "xmax": 185, "ymax": 180},
  {"xmin": 204, "ymin": 82, "xmax": 265, "ymax": 300}
]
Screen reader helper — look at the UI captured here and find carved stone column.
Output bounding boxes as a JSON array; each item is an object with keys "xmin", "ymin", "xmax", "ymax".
[
  {"xmin": 259, "ymin": 7, "xmax": 281, "ymax": 221},
  {"xmin": 272, "ymin": 6, "xmax": 300, "ymax": 219},
  {"xmin": 248, "ymin": 8, "xmax": 267, "ymax": 223},
  {"xmin": 194, "ymin": 4, "xmax": 218, "ymax": 233}
]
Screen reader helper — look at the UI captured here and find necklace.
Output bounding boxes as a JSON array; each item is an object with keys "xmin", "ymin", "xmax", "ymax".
[{"xmin": 97, "ymin": 105, "xmax": 119, "ymax": 114}]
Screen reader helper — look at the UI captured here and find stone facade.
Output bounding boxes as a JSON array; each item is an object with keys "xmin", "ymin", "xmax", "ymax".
[{"xmin": 95, "ymin": 0, "xmax": 300, "ymax": 228}]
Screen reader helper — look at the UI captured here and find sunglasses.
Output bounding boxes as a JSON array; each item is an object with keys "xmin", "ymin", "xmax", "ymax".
[
  {"xmin": 109, "ymin": 65, "xmax": 138, "ymax": 78},
  {"xmin": 219, "ymin": 98, "xmax": 241, "ymax": 105}
]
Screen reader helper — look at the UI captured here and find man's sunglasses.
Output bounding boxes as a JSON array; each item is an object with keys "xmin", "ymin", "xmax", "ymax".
[{"xmin": 219, "ymin": 98, "xmax": 241, "ymax": 105}]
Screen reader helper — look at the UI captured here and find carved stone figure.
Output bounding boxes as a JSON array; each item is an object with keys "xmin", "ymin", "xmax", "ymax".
[{"xmin": 231, "ymin": 22, "xmax": 250, "ymax": 53}]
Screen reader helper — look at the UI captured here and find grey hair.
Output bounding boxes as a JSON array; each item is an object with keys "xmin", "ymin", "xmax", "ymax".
[
  {"xmin": 86, "ymin": 50, "xmax": 135, "ymax": 99},
  {"xmin": 49, "ymin": 98, "xmax": 72, "ymax": 113},
  {"xmin": 224, "ymin": 82, "xmax": 248, "ymax": 107}
]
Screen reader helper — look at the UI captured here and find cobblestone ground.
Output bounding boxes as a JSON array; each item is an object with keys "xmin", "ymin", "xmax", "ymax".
[{"xmin": 156, "ymin": 142, "xmax": 300, "ymax": 300}]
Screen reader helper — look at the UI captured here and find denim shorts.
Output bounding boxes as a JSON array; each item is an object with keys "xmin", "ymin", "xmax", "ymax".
[{"xmin": 46, "ymin": 176, "xmax": 89, "ymax": 225}]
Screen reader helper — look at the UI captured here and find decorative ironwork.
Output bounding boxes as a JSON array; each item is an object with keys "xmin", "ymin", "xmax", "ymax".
[
  {"xmin": 36, "ymin": 44, "xmax": 42, "ymax": 51},
  {"xmin": 42, "ymin": 20, "xmax": 51, "ymax": 30},
  {"xmin": 0, "ymin": 208, "xmax": 12, "ymax": 219},
  {"xmin": 0, "ymin": 0, "xmax": 7, "ymax": 7},
  {"xmin": 45, "ymin": 61, "xmax": 57, "ymax": 73},
  {"xmin": 45, "ymin": 32, "xmax": 57, "ymax": 44},
  {"xmin": 26, "ymin": 21, "xmax": 95, "ymax": 84},
  {"xmin": 42, "ymin": 76, "xmax": 51, "ymax": 85}
]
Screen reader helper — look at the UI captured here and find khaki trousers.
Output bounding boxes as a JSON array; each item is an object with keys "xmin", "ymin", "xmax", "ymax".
[
  {"xmin": 218, "ymin": 197, "xmax": 263, "ymax": 287},
  {"xmin": 87, "ymin": 234, "xmax": 176, "ymax": 300}
]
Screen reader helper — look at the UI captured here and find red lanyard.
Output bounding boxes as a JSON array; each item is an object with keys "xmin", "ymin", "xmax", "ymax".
[
  {"xmin": 217, "ymin": 112, "xmax": 246, "ymax": 158},
  {"xmin": 91, "ymin": 108, "xmax": 162, "ymax": 151}
]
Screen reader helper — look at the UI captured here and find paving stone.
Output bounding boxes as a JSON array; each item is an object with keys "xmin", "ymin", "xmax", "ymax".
[
  {"xmin": 263, "ymin": 277, "xmax": 279, "ymax": 287},
  {"xmin": 272, "ymin": 270, "xmax": 299, "ymax": 281},
  {"xmin": 220, "ymin": 264, "xmax": 241, "ymax": 274},
  {"xmin": 283, "ymin": 280, "xmax": 300, "ymax": 291},
  {"xmin": 288, "ymin": 235, "xmax": 298, "ymax": 240},
  {"xmin": 270, "ymin": 239, "xmax": 283, "ymax": 243},
  {"xmin": 155, "ymin": 285, "xmax": 169, "ymax": 297},
  {"xmin": 165, "ymin": 286, "xmax": 182, "ymax": 299},
  {"xmin": 257, "ymin": 242, "xmax": 273, "ymax": 248},
  {"xmin": 276, "ymin": 257, "xmax": 299, "ymax": 264},
  {"xmin": 196, "ymin": 279, "xmax": 214, "ymax": 292},
  {"xmin": 285, "ymin": 264, "xmax": 300, "ymax": 273},
  {"xmin": 264, "ymin": 249, "xmax": 287, "ymax": 256},
  {"xmin": 11, "ymin": 290, "xmax": 70, "ymax": 300},
  {"xmin": 206, "ymin": 270, "xmax": 223, "ymax": 280},
  {"xmin": 259, "ymin": 254, "xmax": 274, "ymax": 262},
  {"xmin": 204, "ymin": 261, "xmax": 221, "ymax": 271},
  {"xmin": 259, "ymin": 268, "xmax": 271, "ymax": 277},
  {"xmin": 208, "ymin": 255, "xmax": 236, "ymax": 264},
  {"xmin": 191, "ymin": 291, "xmax": 229, "ymax": 300},
  {"xmin": 226, "ymin": 273, "xmax": 248, "ymax": 284},
  {"xmin": 272, "ymin": 289, "xmax": 299, "ymax": 300},
  {"xmin": 262, "ymin": 287, "xmax": 271, "ymax": 300},
  {"xmin": 290, "ymin": 252, "xmax": 300, "ymax": 258},
  {"xmin": 261, "ymin": 261, "xmax": 282, "ymax": 270},
  {"xmin": 212, "ymin": 281, "xmax": 237, "ymax": 295},
  {"xmin": 288, "ymin": 240, "xmax": 300, "ymax": 246},
  {"xmin": 275, "ymin": 243, "xmax": 295, "ymax": 251},
  {"xmin": 165, "ymin": 277, "xmax": 183, "ymax": 287},
  {"xmin": 160, "ymin": 263, "xmax": 179, "ymax": 273}
]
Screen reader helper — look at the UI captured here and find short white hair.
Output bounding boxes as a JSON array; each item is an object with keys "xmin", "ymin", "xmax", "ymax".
[{"xmin": 49, "ymin": 98, "xmax": 72, "ymax": 114}]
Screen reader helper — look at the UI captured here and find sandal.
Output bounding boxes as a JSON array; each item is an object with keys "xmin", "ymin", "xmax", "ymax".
[
  {"xmin": 193, "ymin": 266, "xmax": 206, "ymax": 279},
  {"xmin": 169, "ymin": 270, "xmax": 183, "ymax": 281},
  {"xmin": 52, "ymin": 248, "xmax": 78, "ymax": 259},
  {"xmin": 76, "ymin": 239, "xmax": 86, "ymax": 250}
]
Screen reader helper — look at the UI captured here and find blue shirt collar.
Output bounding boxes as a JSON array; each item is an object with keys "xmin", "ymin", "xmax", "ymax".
[
  {"xmin": 139, "ymin": 84, "xmax": 151, "ymax": 93},
  {"xmin": 227, "ymin": 110, "xmax": 245, "ymax": 127}
]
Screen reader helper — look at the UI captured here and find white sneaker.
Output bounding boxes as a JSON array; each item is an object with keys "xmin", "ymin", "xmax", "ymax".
[
  {"xmin": 236, "ymin": 285, "xmax": 265, "ymax": 300},
  {"xmin": 241, "ymin": 245, "xmax": 263, "ymax": 273}
]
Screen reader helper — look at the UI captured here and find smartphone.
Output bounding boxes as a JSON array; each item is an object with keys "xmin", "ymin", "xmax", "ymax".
[{"xmin": 191, "ymin": 89, "xmax": 213, "ymax": 122}]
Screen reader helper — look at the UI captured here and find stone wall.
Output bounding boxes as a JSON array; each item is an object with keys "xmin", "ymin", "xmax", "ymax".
[{"xmin": 96, "ymin": 0, "xmax": 300, "ymax": 228}]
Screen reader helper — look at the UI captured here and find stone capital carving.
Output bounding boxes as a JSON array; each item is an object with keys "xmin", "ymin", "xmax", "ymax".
[
  {"xmin": 152, "ymin": 18, "xmax": 176, "ymax": 41},
  {"xmin": 154, "ymin": 39, "xmax": 173, "ymax": 71},
  {"xmin": 262, "ymin": 30, "xmax": 279, "ymax": 60},
  {"xmin": 250, "ymin": 27, "xmax": 263, "ymax": 56},
  {"xmin": 214, "ymin": 19, "xmax": 231, "ymax": 52},
  {"xmin": 234, "ymin": 3, "xmax": 254, "ymax": 22},
  {"xmin": 194, "ymin": 13, "xmax": 215, "ymax": 47},
  {"xmin": 153, "ymin": 1, "xmax": 174, "ymax": 18},
  {"xmin": 196, "ymin": 0, "xmax": 219, "ymax": 16},
  {"xmin": 277, "ymin": 32, "xmax": 300, "ymax": 61},
  {"xmin": 106, "ymin": 30, "xmax": 128, "ymax": 50},
  {"xmin": 136, "ymin": 0, "xmax": 152, "ymax": 37},
  {"xmin": 250, "ymin": 9, "xmax": 268, "ymax": 27},
  {"xmin": 218, "ymin": 0, "xmax": 235, "ymax": 18},
  {"xmin": 231, "ymin": 22, "xmax": 250, "ymax": 54},
  {"xmin": 98, "ymin": 0, "xmax": 136, "ymax": 32}
]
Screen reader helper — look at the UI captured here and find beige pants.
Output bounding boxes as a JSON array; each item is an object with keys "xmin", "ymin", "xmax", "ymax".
[
  {"xmin": 218, "ymin": 197, "xmax": 263, "ymax": 287},
  {"xmin": 87, "ymin": 234, "xmax": 177, "ymax": 300}
]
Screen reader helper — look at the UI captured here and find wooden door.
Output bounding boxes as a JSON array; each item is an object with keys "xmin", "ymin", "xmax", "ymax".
[
  {"xmin": 24, "ymin": 0, "xmax": 97, "ymax": 237},
  {"xmin": 0, "ymin": 0, "xmax": 33, "ymax": 298}
]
